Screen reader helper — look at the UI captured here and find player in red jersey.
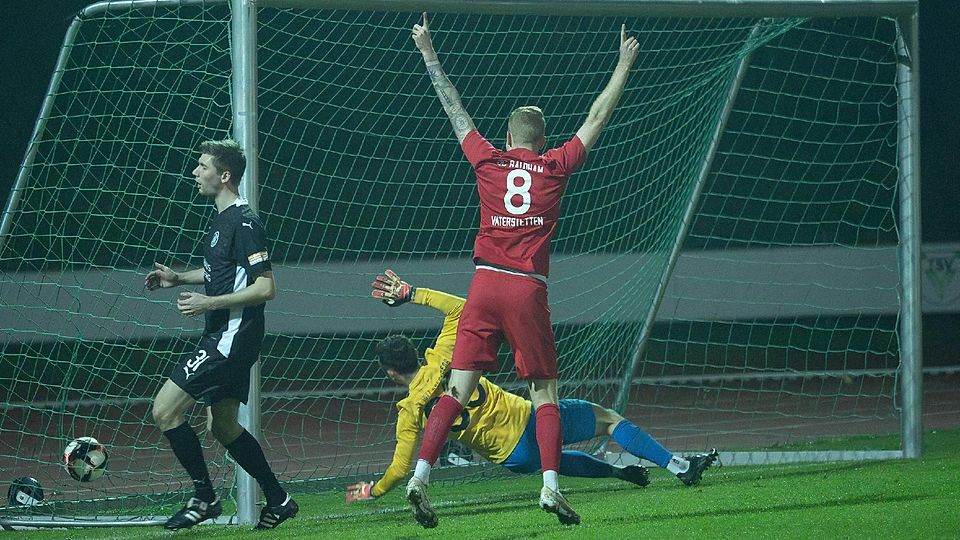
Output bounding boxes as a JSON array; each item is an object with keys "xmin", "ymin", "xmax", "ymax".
[{"xmin": 405, "ymin": 13, "xmax": 639, "ymax": 528}]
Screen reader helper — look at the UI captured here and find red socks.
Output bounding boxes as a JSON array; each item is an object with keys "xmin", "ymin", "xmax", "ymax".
[
  {"xmin": 419, "ymin": 397, "xmax": 562, "ymax": 474},
  {"xmin": 535, "ymin": 403, "xmax": 562, "ymax": 473},
  {"xmin": 417, "ymin": 394, "xmax": 464, "ymax": 464}
]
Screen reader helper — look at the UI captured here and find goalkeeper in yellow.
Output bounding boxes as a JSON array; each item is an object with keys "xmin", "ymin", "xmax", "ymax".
[{"xmin": 345, "ymin": 270, "xmax": 718, "ymax": 503}]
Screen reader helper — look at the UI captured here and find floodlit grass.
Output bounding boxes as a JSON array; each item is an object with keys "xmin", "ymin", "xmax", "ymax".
[{"xmin": 11, "ymin": 429, "xmax": 960, "ymax": 539}]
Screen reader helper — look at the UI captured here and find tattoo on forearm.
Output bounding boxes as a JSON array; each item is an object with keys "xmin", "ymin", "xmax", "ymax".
[
  {"xmin": 453, "ymin": 114, "xmax": 470, "ymax": 135},
  {"xmin": 427, "ymin": 66, "xmax": 446, "ymax": 87},
  {"xmin": 428, "ymin": 67, "xmax": 461, "ymax": 111},
  {"xmin": 436, "ymin": 83, "xmax": 454, "ymax": 107},
  {"xmin": 431, "ymin": 80, "xmax": 455, "ymax": 106},
  {"xmin": 426, "ymin": 63, "xmax": 471, "ymax": 136}
]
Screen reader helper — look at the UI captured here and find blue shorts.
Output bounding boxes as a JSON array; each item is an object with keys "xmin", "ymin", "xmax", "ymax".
[{"xmin": 501, "ymin": 399, "xmax": 596, "ymax": 473}]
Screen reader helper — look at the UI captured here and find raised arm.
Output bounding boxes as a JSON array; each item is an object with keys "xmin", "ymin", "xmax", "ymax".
[
  {"xmin": 411, "ymin": 12, "xmax": 476, "ymax": 143},
  {"xmin": 371, "ymin": 271, "xmax": 464, "ymax": 368},
  {"xmin": 575, "ymin": 24, "xmax": 640, "ymax": 154}
]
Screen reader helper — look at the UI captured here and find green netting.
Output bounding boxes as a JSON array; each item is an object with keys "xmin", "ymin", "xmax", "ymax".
[
  {"xmin": 0, "ymin": 3, "xmax": 902, "ymax": 520},
  {"xmin": 642, "ymin": 17, "xmax": 901, "ymax": 448}
]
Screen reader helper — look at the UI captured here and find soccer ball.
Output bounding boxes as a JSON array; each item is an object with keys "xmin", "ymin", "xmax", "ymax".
[{"xmin": 63, "ymin": 437, "xmax": 108, "ymax": 482}]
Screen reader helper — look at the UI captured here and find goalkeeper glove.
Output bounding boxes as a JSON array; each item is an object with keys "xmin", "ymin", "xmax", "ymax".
[
  {"xmin": 345, "ymin": 481, "xmax": 376, "ymax": 503},
  {"xmin": 371, "ymin": 269, "xmax": 415, "ymax": 307}
]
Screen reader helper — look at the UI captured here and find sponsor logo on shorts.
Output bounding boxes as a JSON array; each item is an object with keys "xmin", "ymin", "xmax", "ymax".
[{"xmin": 248, "ymin": 251, "xmax": 269, "ymax": 266}]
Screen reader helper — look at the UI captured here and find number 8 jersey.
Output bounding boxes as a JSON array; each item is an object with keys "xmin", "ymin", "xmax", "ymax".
[{"xmin": 461, "ymin": 129, "xmax": 587, "ymax": 277}]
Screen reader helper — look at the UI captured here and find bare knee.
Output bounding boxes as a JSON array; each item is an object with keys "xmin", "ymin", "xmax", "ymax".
[
  {"xmin": 209, "ymin": 417, "xmax": 243, "ymax": 444},
  {"xmin": 590, "ymin": 404, "xmax": 625, "ymax": 437},
  {"xmin": 152, "ymin": 380, "xmax": 194, "ymax": 432},
  {"xmin": 528, "ymin": 379, "xmax": 558, "ymax": 409},
  {"xmin": 152, "ymin": 401, "xmax": 183, "ymax": 432},
  {"xmin": 446, "ymin": 370, "xmax": 482, "ymax": 406},
  {"xmin": 447, "ymin": 384, "xmax": 472, "ymax": 406}
]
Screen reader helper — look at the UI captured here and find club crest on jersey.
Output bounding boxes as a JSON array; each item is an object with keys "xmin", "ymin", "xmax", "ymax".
[{"xmin": 210, "ymin": 231, "xmax": 220, "ymax": 248}]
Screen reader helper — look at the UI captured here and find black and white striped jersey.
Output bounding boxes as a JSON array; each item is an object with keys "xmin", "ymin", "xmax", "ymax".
[{"xmin": 200, "ymin": 198, "xmax": 271, "ymax": 342}]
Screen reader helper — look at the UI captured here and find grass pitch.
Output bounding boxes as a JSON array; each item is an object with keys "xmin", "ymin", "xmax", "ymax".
[{"xmin": 12, "ymin": 428, "xmax": 960, "ymax": 539}]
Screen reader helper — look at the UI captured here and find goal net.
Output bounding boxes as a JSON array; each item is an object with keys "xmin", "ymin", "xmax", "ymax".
[{"xmin": 0, "ymin": 0, "xmax": 918, "ymax": 523}]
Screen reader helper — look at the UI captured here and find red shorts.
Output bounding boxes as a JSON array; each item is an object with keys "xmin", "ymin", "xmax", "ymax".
[{"xmin": 451, "ymin": 268, "xmax": 558, "ymax": 380}]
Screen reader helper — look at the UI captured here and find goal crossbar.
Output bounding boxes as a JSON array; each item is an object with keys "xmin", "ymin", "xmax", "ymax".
[{"xmin": 262, "ymin": 0, "xmax": 917, "ymax": 18}]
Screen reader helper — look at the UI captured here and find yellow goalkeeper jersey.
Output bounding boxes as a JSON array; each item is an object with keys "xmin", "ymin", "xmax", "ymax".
[{"xmin": 372, "ymin": 288, "xmax": 531, "ymax": 497}]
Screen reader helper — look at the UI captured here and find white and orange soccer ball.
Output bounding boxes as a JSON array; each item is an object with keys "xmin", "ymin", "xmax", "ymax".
[{"xmin": 63, "ymin": 437, "xmax": 108, "ymax": 482}]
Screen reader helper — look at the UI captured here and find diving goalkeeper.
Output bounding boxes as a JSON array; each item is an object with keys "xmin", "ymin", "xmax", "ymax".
[{"xmin": 345, "ymin": 270, "xmax": 718, "ymax": 502}]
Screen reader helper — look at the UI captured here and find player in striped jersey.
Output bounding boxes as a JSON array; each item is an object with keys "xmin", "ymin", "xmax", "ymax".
[
  {"xmin": 346, "ymin": 271, "xmax": 718, "ymax": 503},
  {"xmin": 144, "ymin": 139, "xmax": 297, "ymax": 530}
]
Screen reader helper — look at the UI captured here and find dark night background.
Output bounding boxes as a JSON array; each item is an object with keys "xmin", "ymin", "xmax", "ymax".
[
  {"xmin": 2, "ymin": 1, "xmax": 955, "ymax": 240},
  {"xmin": 0, "ymin": 2, "xmax": 957, "ymax": 367}
]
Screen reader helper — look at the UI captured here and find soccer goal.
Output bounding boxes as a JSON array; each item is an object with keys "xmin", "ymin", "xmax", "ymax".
[{"xmin": 0, "ymin": 0, "xmax": 920, "ymax": 527}]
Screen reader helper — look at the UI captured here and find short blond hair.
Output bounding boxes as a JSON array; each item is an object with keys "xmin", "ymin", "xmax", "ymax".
[{"xmin": 507, "ymin": 106, "xmax": 545, "ymax": 147}]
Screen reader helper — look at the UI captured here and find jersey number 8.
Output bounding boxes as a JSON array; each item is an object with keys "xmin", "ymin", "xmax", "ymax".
[{"xmin": 503, "ymin": 169, "xmax": 532, "ymax": 215}]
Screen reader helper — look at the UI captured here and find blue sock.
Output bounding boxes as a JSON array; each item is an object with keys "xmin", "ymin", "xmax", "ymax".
[
  {"xmin": 611, "ymin": 420, "xmax": 672, "ymax": 468},
  {"xmin": 559, "ymin": 450, "xmax": 615, "ymax": 478}
]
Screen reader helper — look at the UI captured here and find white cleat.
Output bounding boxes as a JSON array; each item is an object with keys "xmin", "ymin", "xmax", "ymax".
[
  {"xmin": 539, "ymin": 486, "xmax": 580, "ymax": 525},
  {"xmin": 405, "ymin": 477, "xmax": 438, "ymax": 528}
]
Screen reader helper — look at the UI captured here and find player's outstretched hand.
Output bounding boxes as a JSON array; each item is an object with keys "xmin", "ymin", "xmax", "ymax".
[
  {"xmin": 372, "ymin": 269, "xmax": 415, "ymax": 307},
  {"xmin": 345, "ymin": 481, "xmax": 376, "ymax": 503},
  {"xmin": 412, "ymin": 12, "xmax": 438, "ymax": 62},
  {"xmin": 144, "ymin": 262, "xmax": 178, "ymax": 290},
  {"xmin": 619, "ymin": 24, "xmax": 640, "ymax": 68}
]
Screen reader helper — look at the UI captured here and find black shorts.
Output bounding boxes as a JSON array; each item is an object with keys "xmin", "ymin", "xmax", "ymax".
[{"xmin": 168, "ymin": 333, "xmax": 260, "ymax": 406}]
